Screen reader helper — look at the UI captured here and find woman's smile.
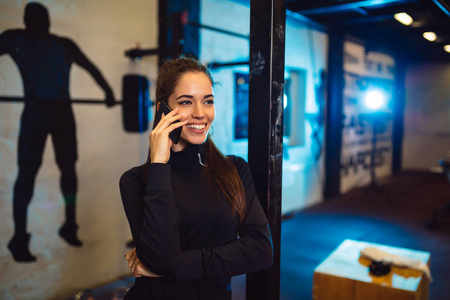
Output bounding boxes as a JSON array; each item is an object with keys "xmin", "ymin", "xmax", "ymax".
[
  {"xmin": 186, "ymin": 123, "xmax": 207, "ymax": 131},
  {"xmin": 167, "ymin": 71, "xmax": 215, "ymax": 151}
]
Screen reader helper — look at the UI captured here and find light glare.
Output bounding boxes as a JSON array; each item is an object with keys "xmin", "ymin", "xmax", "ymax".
[
  {"xmin": 444, "ymin": 45, "xmax": 450, "ymax": 53},
  {"xmin": 394, "ymin": 13, "xmax": 413, "ymax": 25},
  {"xmin": 365, "ymin": 91, "xmax": 385, "ymax": 110},
  {"xmin": 423, "ymin": 32, "xmax": 437, "ymax": 42}
]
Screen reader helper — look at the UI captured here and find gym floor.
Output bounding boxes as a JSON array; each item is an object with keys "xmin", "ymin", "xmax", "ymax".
[{"xmin": 85, "ymin": 170, "xmax": 450, "ymax": 300}]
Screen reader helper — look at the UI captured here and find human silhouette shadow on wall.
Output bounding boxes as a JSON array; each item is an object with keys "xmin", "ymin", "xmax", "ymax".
[{"xmin": 0, "ymin": 2, "xmax": 116, "ymax": 262}]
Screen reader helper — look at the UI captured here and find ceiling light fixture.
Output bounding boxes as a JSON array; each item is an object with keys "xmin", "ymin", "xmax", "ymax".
[
  {"xmin": 394, "ymin": 12, "xmax": 413, "ymax": 25},
  {"xmin": 423, "ymin": 32, "xmax": 437, "ymax": 41},
  {"xmin": 444, "ymin": 45, "xmax": 450, "ymax": 53}
]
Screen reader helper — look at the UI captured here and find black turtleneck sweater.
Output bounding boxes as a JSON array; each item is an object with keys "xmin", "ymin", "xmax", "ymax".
[{"xmin": 119, "ymin": 143, "xmax": 273, "ymax": 300}]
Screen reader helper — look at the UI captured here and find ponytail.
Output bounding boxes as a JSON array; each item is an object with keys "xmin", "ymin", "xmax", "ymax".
[{"xmin": 203, "ymin": 138, "xmax": 246, "ymax": 224}]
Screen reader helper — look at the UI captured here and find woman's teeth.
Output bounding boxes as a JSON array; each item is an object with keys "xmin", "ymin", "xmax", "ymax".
[{"xmin": 187, "ymin": 124, "xmax": 206, "ymax": 130}]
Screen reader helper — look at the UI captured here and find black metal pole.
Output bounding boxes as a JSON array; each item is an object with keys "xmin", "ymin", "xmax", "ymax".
[
  {"xmin": 169, "ymin": 12, "xmax": 185, "ymax": 58},
  {"xmin": 324, "ymin": 31, "xmax": 344, "ymax": 199},
  {"xmin": 158, "ymin": 0, "xmax": 168, "ymax": 65},
  {"xmin": 246, "ymin": 0, "xmax": 285, "ymax": 299},
  {"xmin": 392, "ymin": 57, "xmax": 405, "ymax": 174},
  {"xmin": 370, "ymin": 122, "xmax": 377, "ymax": 186}
]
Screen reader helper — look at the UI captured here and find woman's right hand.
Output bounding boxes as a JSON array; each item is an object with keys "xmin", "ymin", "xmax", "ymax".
[
  {"xmin": 125, "ymin": 248, "xmax": 164, "ymax": 278},
  {"xmin": 149, "ymin": 107, "xmax": 186, "ymax": 163}
]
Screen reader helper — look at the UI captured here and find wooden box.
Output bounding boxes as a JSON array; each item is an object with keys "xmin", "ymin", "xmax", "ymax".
[{"xmin": 313, "ymin": 239, "xmax": 430, "ymax": 300}]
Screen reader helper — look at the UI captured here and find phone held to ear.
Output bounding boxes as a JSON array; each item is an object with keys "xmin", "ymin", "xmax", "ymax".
[{"xmin": 153, "ymin": 100, "xmax": 182, "ymax": 144}]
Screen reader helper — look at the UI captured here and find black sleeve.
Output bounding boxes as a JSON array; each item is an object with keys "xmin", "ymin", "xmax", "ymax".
[
  {"xmin": 119, "ymin": 158, "xmax": 273, "ymax": 280},
  {"xmin": 119, "ymin": 167, "xmax": 144, "ymax": 242},
  {"xmin": 119, "ymin": 163, "xmax": 181, "ymax": 276},
  {"xmin": 175, "ymin": 156, "xmax": 273, "ymax": 281}
]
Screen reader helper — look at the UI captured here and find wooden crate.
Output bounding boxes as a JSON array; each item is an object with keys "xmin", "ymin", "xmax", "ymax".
[{"xmin": 313, "ymin": 239, "xmax": 430, "ymax": 300}]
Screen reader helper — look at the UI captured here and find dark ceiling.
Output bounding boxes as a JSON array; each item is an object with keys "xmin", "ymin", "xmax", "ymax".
[{"xmin": 286, "ymin": 0, "xmax": 450, "ymax": 62}]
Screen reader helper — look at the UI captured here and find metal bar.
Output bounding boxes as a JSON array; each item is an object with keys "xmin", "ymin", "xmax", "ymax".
[
  {"xmin": 285, "ymin": 9, "xmax": 326, "ymax": 31},
  {"xmin": 0, "ymin": 96, "xmax": 25, "ymax": 102},
  {"xmin": 71, "ymin": 99, "xmax": 123, "ymax": 104},
  {"xmin": 207, "ymin": 60, "xmax": 249, "ymax": 69},
  {"xmin": 432, "ymin": 0, "xmax": 450, "ymax": 17},
  {"xmin": 324, "ymin": 31, "xmax": 344, "ymax": 199},
  {"xmin": 246, "ymin": 0, "xmax": 285, "ymax": 299},
  {"xmin": 328, "ymin": 14, "xmax": 395, "ymax": 25},
  {"xmin": 353, "ymin": 7, "xmax": 369, "ymax": 15},
  {"xmin": 124, "ymin": 48, "xmax": 160, "ymax": 60},
  {"xmin": 0, "ymin": 96, "xmax": 124, "ymax": 105},
  {"xmin": 299, "ymin": 0, "xmax": 412, "ymax": 15},
  {"xmin": 187, "ymin": 22, "xmax": 249, "ymax": 40}
]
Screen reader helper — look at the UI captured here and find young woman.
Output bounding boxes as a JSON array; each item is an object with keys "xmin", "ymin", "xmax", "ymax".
[{"xmin": 119, "ymin": 57, "xmax": 273, "ymax": 299}]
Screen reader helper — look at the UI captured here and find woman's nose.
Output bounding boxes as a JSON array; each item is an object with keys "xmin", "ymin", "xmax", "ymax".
[{"xmin": 192, "ymin": 104, "xmax": 205, "ymax": 119}]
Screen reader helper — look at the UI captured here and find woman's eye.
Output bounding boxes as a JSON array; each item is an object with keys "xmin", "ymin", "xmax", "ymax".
[
  {"xmin": 179, "ymin": 100, "xmax": 192, "ymax": 105},
  {"xmin": 205, "ymin": 99, "xmax": 215, "ymax": 105}
]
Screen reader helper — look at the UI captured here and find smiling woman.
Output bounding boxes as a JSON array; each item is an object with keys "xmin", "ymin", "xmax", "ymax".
[
  {"xmin": 167, "ymin": 71, "xmax": 215, "ymax": 151},
  {"xmin": 119, "ymin": 57, "xmax": 273, "ymax": 300}
]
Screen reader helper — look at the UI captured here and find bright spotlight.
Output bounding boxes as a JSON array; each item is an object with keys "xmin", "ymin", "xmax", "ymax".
[
  {"xmin": 423, "ymin": 32, "xmax": 437, "ymax": 42},
  {"xmin": 365, "ymin": 90, "xmax": 385, "ymax": 110},
  {"xmin": 444, "ymin": 45, "xmax": 450, "ymax": 53},
  {"xmin": 394, "ymin": 12, "xmax": 413, "ymax": 25}
]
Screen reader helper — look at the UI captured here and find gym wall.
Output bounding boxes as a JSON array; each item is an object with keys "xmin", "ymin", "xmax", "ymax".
[
  {"xmin": 403, "ymin": 62, "xmax": 450, "ymax": 170},
  {"xmin": 199, "ymin": 0, "xmax": 328, "ymax": 214},
  {"xmin": 0, "ymin": 0, "xmax": 158, "ymax": 299},
  {"xmin": 340, "ymin": 40, "xmax": 395, "ymax": 193}
]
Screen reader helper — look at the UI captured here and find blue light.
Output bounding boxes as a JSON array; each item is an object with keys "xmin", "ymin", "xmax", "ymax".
[{"xmin": 364, "ymin": 90, "xmax": 385, "ymax": 110}]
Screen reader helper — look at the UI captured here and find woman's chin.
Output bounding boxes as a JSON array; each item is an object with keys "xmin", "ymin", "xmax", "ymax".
[{"xmin": 183, "ymin": 135, "xmax": 208, "ymax": 146}]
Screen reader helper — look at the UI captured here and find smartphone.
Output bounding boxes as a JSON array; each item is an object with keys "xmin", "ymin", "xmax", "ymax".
[{"xmin": 153, "ymin": 100, "xmax": 182, "ymax": 144}]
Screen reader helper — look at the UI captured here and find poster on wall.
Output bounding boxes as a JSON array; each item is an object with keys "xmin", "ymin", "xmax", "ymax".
[{"xmin": 340, "ymin": 41, "xmax": 395, "ymax": 193}]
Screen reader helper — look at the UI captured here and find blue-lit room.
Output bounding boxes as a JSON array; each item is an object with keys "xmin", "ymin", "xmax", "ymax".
[{"xmin": 0, "ymin": 0, "xmax": 449, "ymax": 300}]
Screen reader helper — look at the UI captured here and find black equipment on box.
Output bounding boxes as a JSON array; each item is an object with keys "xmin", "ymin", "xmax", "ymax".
[{"xmin": 369, "ymin": 260, "xmax": 391, "ymax": 276}]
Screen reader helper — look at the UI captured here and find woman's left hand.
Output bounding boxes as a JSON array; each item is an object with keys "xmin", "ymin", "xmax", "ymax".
[{"xmin": 125, "ymin": 248, "xmax": 164, "ymax": 278}]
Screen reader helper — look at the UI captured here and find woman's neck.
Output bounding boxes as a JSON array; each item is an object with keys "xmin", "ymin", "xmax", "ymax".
[{"xmin": 171, "ymin": 140, "xmax": 188, "ymax": 152}]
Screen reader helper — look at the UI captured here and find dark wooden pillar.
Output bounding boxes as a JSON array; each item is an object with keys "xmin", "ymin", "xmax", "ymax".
[
  {"xmin": 324, "ymin": 31, "xmax": 344, "ymax": 199},
  {"xmin": 246, "ymin": 0, "xmax": 285, "ymax": 299}
]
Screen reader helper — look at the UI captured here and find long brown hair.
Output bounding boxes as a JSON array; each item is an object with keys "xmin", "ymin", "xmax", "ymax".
[{"xmin": 151, "ymin": 57, "xmax": 246, "ymax": 224}]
